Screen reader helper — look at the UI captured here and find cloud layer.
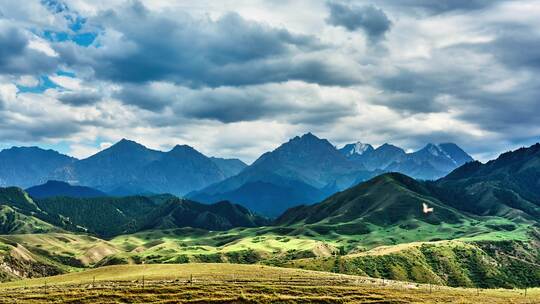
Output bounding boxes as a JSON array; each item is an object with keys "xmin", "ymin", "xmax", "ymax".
[{"xmin": 0, "ymin": 0, "xmax": 539, "ymax": 162}]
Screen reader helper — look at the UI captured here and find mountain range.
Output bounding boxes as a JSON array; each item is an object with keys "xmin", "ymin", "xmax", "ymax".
[
  {"xmin": 0, "ymin": 141, "xmax": 538, "ymax": 239},
  {"xmin": 190, "ymin": 133, "xmax": 473, "ymax": 216},
  {"xmin": 279, "ymin": 142, "xmax": 540, "ymax": 228},
  {"xmin": 0, "ymin": 139, "xmax": 247, "ymax": 196},
  {"xmin": 26, "ymin": 180, "xmax": 107, "ymax": 199},
  {"xmin": 0, "ymin": 134, "xmax": 473, "ymax": 216},
  {"xmin": 339, "ymin": 142, "xmax": 474, "ymax": 179}
]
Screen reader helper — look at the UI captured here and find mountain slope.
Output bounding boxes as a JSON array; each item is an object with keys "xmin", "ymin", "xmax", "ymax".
[
  {"xmin": 276, "ymin": 173, "xmax": 468, "ymax": 227},
  {"xmin": 141, "ymin": 145, "xmax": 226, "ymax": 194},
  {"xmin": 0, "ymin": 205, "xmax": 59, "ymax": 234},
  {"xmin": 210, "ymin": 157, "xmax": 247, "ymax": 177},
  {"xmin": 26, "ymin": 181, "xmax": 106, "ymax": 199},
  {"xmin": 142, "ymin": 199, "xmax": 269, "ymax": 231},
  {"xmin": 434, "ymin": 143, "xmax": 540, "ymax": 220},
  {"xmin": 0, "ymin": 147, "xmax": 76, "ymax": 188},
  {"xmin": 0, "ymin": 186, "xmax": 269, "ymax": 238},
  {"xmin": 53, "ymin": 139, "xmax": 163, "ymax": 193},
  {"xmin": 35, "ymin": 196, "xmax": 158, "ymax": 237}
]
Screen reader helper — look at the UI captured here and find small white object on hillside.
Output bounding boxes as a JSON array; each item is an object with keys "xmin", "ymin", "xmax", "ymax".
[{"xmin": 422, "ymin": 203, "xmax": 434, "ymax": 214}]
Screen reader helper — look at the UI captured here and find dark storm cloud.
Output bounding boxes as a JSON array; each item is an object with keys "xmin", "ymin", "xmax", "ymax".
[
  {"xmin": 179, "ymin": 91, "xmax": 283, "ymax": 123},
  {"xmin": 376, "ymin": 65, "xmax": 540, "ymax": 128},
  {"xmin": 60, "ymin": 1, "xmax": 360, "ymax": 88},
  {"xmin": 114, "ymin": 84, "xmax": 173, "ymax": 112},
  {"xmin": 58, "ymin": 91, "xmax": 101, "ymax": 106},
  {"xmin": 326, "ymin": 1, "xmax": 392, "ymax": 41},
  {"xmin": 117, "ymin": 82, "xmax": 355, "ymax": 124},
  {"xmin": 379, "ymin": 0, "xmax": 504, "ymax": 15},
  {"xmin": 0, "ymin": 111, "xmax": 82, "ymax": 142},
  {"xmin": 0, "ymin": 23, "xmax": 58, "ymax": 75},
  {"xmin": 478, "ymin": 28, "xmax": 540, "ymax": 71},
  {"xmin": 375, "ymin": 68, "xmax": 471, "ymax": 114}
]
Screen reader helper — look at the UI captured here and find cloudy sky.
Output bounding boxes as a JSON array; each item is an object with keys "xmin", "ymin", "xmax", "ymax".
[{"xmin": 0, "ymin": 0, "xmax": 539, "ymax": 163}]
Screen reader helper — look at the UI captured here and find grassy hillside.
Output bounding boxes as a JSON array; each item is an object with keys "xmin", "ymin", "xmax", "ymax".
[
  {"xmin": 0, "ymin": 206, "xmax": 59, "ymax": 234},
  {"xmin": 0, "ymin": 264, "xmax": 537, "ymax": 304},
  {"xmin": 283, "ymin": 239, "xmax": 540, "ymax": 289},
  {"xmin": 0, "ymin": 186, "xmax": 269, "ymax": 238},
  {"xmin": 0, "ymin": 219, "xmax": 536, "ymax": 287},
  {"xmin": 276, "ymin": 173, "xmax": 469, "ymax": 226}
]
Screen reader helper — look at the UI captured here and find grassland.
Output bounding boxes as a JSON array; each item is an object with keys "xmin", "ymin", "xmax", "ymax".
[{"xmin": 0, "ymin": 264, "xmax": 538, "ymax": 303}]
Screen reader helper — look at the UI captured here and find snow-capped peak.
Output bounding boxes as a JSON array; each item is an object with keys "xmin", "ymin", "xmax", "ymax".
[{"xmin": 349, "ymin": 142, "xmax": 372, "ymax": 156}]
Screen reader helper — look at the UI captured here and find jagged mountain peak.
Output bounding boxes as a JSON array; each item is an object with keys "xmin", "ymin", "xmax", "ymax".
[
  {"xmin": 340, "ymin": 142, "xmax": 374, "ymax": 156},
  {"xmin": 288, "ymin": 132, "xmax": 329, "ymax": 145}
]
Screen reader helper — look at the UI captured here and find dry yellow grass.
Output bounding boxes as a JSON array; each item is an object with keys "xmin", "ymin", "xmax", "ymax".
[{"xmin": 0, "ymin": 264, "xmax": 538, "ymax": 303}]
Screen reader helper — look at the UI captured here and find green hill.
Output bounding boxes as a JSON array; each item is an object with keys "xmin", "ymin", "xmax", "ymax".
[
  {"xmin": 0, "ymin": 206, "xmax": 59, "ymax": 234},
  {"xmin": 0, "ymin": 187, "xmax": 269, "ymax": 238},
  {"xmin": 276, "ymin": 173, "xmax": 469, "ymax": 227},
  {"xmin": 284, "ymin": 239, "xmax": 540, "ymax": 289}
]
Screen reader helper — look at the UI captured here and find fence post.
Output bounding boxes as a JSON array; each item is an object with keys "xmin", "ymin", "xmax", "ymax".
[
  {"xmin": 142, "ymin": 275, "xmax": 145, "ymax": 289},
  {"xmin": 92, "ymin": 276, "xmax": 95, "ymax": 289},
  {"xmin": 190, "ymin": 274, "xmax": 193, "ymax": 286}
]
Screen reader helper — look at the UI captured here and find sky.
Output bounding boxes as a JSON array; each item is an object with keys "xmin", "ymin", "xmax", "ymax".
[{"xmin": 0, "ymin": 0, "xmax": 539, "ymax": 163}]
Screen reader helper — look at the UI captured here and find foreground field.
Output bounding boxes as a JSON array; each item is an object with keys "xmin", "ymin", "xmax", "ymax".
[{"xmin": 0, "ymin": 264, "xmax": 538, "ymax": 304}]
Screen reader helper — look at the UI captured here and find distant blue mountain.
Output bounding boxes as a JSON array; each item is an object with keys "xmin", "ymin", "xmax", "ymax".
[
  {"xmin": 339, "ymin": 141, "xmax": 473, "ymax": 180},
  {"xmin": 0, "ymin": 147, "xmax": 76, "ymax": 188},
  {"xmin": 52, "ymin": 139, "xmax": 246, "ymax": 196},
  {"xmin": 26, "ymin": 180, "xmax": 106, "ymax": 199},
  {"xmin": 0, "ymin": 135, "xmax": 473, "ymax": 217},
  {"xmin": 190, "ymin": 133, "xmax": 377, "ymax": 216}
]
